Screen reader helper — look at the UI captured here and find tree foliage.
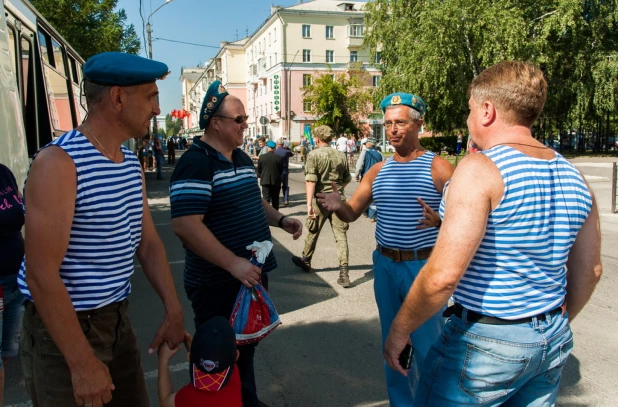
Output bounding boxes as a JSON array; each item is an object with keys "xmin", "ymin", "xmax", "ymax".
[
  {"xmin": 30, "ymin": 0, "xmax": 141, "ymax": 59},
  {"xmin": 165, "ymin": 114, "xmax": 182, "ymax": 137},
  {"xmin": 364, "ymin": 0, "xmax": 618, "ymax": 151},
  {"xmin": 302, "ymin": 69, "xmax": 375, "ymax": 135}
]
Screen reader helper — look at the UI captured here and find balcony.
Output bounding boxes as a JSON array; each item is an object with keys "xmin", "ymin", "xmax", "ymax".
[
  {"xmin": 347, "ymin": 61, "xmax": 364, "ymax": 71},
  {"xmin": 346, "ymin": 36, "xmax": 363, "ymax": 48},
  {"xmin": 249, "ymin": 74, "xmax": 259, "ymax": 84}
]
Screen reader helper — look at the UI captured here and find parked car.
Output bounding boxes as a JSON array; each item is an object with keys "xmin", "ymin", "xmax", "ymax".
[{"xmin": 376, "ymin": 140, "xmax": 395, "ymax": 153}]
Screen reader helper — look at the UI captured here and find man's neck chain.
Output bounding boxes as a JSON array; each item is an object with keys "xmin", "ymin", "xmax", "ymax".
[
  {"xmin": 81, "ymin": 123, "xmax": 116, "ymax": 162},
  {"xmin": 491, "ymin": 142, "xmax": 549, "ymax": 150}
]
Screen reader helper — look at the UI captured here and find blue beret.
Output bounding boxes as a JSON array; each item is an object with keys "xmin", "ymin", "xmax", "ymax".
[
  {"xmin": 83, "ymin": 52, "xmax": 170, "ymax": 86},
  {"xmin": 380, "ymin": 92, "xmax": 426, "ymax": 116},
  {"xmin": 266, "ymin": 141, "xmax": 276, "ymax": 149},
  {"xmin": 200, "ymin": 80, "xmax": 229, "ymax": 129}
]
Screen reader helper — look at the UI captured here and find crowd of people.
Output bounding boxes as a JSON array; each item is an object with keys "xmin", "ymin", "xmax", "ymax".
[{"xmin": 0, "ymin": 50, "xmax": 603, "ymax": 407}]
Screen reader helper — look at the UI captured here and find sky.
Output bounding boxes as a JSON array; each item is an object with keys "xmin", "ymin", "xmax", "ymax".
[{"xmin": 117, "ymin": 0, "xmax": 301, "ymax": 116}]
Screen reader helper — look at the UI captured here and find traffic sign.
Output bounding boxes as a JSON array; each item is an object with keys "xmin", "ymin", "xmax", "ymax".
[{"xmin": 259, "ymin": 116, "xmax": 269, "ymax": 125}]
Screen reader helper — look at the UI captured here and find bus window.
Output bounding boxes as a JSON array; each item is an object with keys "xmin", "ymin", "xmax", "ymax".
[
  {"xmin": 51, "ymin": 38, "xmax": 66, "ymax": 74},
  {"xmin": 67, "ymin": 56, "xmax": 85, "ymax": 124},
  {"xmin": 68, "ymin": 56, "xmax": 79, "ymax": 84},
  {"xmin": 38, "ymin": 30, "xmax": 51, "ymax": 65},
  {"xmin": 7, "ymin": 25, "xmax": 18, "ymax": 87},
  {"xmin": 21, "ymin": 35, "xmax": 38, "ymax": 156},
  {"xmin": 42, "ymin": 66, "xmax": 73, "ymax": 136}
]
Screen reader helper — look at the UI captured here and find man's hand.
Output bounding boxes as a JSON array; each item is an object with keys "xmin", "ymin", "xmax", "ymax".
[
  {"xmin": 282, "ymin": 217, "xmax": 303, "ymax": 240},
  {"xmin": 229, "ymin": 256, "xmax": 262, "ymax": 287},
  {"xmin": 316, "ymin": 182, "xmax": 343, "ymax": 212},
  {"xmin": 384, "ymin": 327, "xmax": 411, "ymax": 377},
  {"xmin": 70, "ymin": 355, "xmax": 115, "ymax": 407},
  {"xmin": 417, "ymin": 197, "xmax": 441, "ymax": 229},
  {"xmin": 148, "ymin": 308, "xmax": 185, "ymax": 355},
  {"xmin": 307, "ymin": 204, "xmax": 317, "ymax": 220}
]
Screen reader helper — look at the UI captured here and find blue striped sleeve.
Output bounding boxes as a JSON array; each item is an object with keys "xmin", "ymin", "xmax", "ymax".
[{"xmin": 170, "ymin": 152, "xmax": 214, "ymax": 218}]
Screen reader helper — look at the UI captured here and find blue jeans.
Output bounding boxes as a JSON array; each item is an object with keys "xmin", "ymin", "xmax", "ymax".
[
  {"xmin": 414, "ymin": 307, "xmax": 573, "ymax": 406},
  {"xmin": 373, "ymin": 251, "xmax": 446, "ymax": 407},
  {"xmin": 0, "ymin": 274, "xmax": 25, "ymax": 368},
  {"xmin": 155, "ymin": 154, "xmax": 164, "ymax": 179}
]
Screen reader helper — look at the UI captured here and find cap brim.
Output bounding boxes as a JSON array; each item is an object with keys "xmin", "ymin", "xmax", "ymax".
[{"xmin": 192, "ymin": 363, "xmax": 232, "ymax": 392}]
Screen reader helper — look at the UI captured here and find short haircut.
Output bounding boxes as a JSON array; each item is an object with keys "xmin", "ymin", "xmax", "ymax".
[
  {"xmin": 384, "ymin": 105, "xmax": 422, "ymax": 121},
  {"xmin": 314, "ymin": 125, "xmax": 334, "ymax": 142},
  {"xmin": 83, "ymin": 80, "xmax": 111, "ymax": 108},
  {"xmin": 468, "ymin": 61, "xmax": 547, "ymax": 127}
]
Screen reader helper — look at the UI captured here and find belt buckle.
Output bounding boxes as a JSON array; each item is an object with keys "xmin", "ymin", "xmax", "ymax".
[{"xmin": 393, "ymin": 248, "xmax": 402, "ymax": 262}]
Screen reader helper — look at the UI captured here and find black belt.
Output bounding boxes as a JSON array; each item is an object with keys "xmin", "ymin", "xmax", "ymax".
[{"xmin": 443, "ymin": 303, "xmax": 563, "ymax": 325}]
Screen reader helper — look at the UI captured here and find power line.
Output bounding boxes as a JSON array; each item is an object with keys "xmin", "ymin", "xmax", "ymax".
[{"xmin": 152, "ymin": 37, "xmax": 222, "ymax": 49}]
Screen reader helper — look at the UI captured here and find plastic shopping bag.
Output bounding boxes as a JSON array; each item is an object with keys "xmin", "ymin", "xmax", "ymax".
[{"xmin": 229, "ymin": 241, "xmax": 281, "ymax": 345}]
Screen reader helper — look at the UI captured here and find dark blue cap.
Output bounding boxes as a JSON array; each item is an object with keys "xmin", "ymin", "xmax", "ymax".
[
  {"xmin": 83, "ymin": 52, "xmax": 170, "ymax": 86},
  {"xmin": 266, "ymin": 140, "xmax": 276, "ymax": 149},
  {"xmin": 380, "ymin": 92, "xmax": 427, "ymax": 116},
  {"xmin": 200, "ymin": 80, "xmax": 229, "ymax": 129}
]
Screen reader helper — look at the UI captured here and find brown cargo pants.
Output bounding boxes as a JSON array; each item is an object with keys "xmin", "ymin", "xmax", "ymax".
[{"xmin": 21, "ymin": 300, "xmax": 149, "ymax": 407}]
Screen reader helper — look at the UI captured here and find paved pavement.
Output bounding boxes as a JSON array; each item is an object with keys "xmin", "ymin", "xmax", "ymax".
[{"xmin": 4, "ymin": 152, "xmax": 617, "ymax": 406}]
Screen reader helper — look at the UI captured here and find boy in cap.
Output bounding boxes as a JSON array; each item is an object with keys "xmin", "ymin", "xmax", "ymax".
[{"xmin": 158, "ymin": 316, "xmax": 242, "ymax": 407}]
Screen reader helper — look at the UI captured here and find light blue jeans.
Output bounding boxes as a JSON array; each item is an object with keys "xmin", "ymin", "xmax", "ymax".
[
  {"xmin": 373, "ymin": 251, "xmax": 446, "ymax": 407},
  {"xmin": 414, "ymin": 307, "xmax": 573, "ymax": 406},
  {"xmin": 0, "ymin": 274, "xmax": 25, "ymax": 368}
]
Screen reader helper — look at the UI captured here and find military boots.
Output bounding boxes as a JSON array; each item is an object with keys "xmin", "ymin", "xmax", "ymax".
[{"xmin": 337, "ymin": 266, "xmax": 350, "ymax": 288}]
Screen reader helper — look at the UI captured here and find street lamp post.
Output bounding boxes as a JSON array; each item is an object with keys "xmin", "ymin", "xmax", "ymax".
[{"xmin": 147, "ymin": 0, "xmax": 173, "ymax": 137}]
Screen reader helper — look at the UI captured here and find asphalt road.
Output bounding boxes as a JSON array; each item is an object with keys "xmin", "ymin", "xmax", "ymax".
[{"xmin": 4, "ymin": 152, "xmax": 617, "ymax": 406}]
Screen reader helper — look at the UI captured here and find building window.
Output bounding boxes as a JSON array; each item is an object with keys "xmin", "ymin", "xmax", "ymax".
[
  {"xmin": 303, "ymin": 49, "xmax": 311, "ymax": 62},
  {"xmin": 350, "ymin": 51, "xmax": 358, "ymax": 62},
  {"xmin": 303, "ymin": 100, "xmax": 312, "ymax": 112},
  {"xmin": 269, "ymin": 56, "xmax": 272, "ymax": 68},
  {"xmin": 303, "ymin": 74, "xmax": 312, "ymax": 87},
  {"xmin": 326, "ymin": 26, "xmax": 334, "ymax": 39},
  {"xmin": 274, "ymin": 53, "xmax": 277, "ymax": 64},
  {"xmin": 274, "ymin": 28, "xmax": 277, "ymax": 41},
  {"xmin": 270, "ymin": 102, "xmax": 273, "ymax": 114},
  {"xmin": 326, "ymin": 50, "xmax": 334, "ymax": 63},
  {"xmin": 270, "ymin": 78, "xmax": 273, "ymax": 91},
  {"xmin": 348, "ymin": 25, "xmax": 365, "ymax": 37},
  {"xmin": 269, "ymin": 33, "xmax": 271, "ymax": 45},
  {"xmin": 302, "ymin": 25, "xmax": 311, "ymax": 38},
  {"xmin": 375, "ymin": 52, "xmax": 382, "ymax": 64},
  {"xmin": 373, "ymin": 75, "xmax": 381, "ymax": 87}
]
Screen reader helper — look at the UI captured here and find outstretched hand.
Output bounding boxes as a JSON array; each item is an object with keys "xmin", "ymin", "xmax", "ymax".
[
  {"xmin": 417, "ymin": 197, "xmax": 441, "ymax": 229},
  {"xmin": 282, "ymin": 216, "xmax": 303, "ymax": 240},
  {"xmin": 316, "ymin": 182, "xmax": 343, "ymax": 212}
]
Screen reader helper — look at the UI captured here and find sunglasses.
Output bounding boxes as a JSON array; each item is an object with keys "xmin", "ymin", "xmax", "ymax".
[{"xmin": 214, "ymin": 115, "xmax": 249, "ymax": 124}]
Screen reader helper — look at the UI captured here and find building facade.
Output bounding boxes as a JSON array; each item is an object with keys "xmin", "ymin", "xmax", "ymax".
[{"xmin": 183, "ymin": 1, "xmax": 383, "ymax": 143}]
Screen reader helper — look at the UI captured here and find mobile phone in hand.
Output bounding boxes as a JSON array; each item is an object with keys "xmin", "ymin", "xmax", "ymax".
[{"xmin": 398, "ymin": 344, "xmax": 414, "ymax": 370}]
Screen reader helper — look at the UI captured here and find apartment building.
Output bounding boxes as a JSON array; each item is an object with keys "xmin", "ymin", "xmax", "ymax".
[{"xmin": 182, "ymin": 0, "xmax": 382, "ymax": 142}]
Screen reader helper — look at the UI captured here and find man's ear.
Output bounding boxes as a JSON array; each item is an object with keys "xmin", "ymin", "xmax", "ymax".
[
  {"xmin": 108, "ymin": 86, "xmax": 124, "ymax": 111},
  {"xmin": 481, "ymin": 101, "xmax": 496, "ymax": 126}
]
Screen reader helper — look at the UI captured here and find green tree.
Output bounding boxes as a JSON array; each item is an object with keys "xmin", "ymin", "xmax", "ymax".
[
  {"xmin": 302, "ymin": 69, "xmax": 374, "ymax": 134},
  {"xmin": 30, "ymin": 0, "xmax": 140, "ymax": 59}
]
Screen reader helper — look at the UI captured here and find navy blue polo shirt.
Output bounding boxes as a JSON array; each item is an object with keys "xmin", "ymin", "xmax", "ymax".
[{"xmin": 170, "ymin": 138, "xmax": 276, "ymax": 288}]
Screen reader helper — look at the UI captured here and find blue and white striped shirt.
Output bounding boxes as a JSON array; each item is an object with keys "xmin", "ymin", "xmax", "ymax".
[
  {"xmin": 18, "ymin": 130, "xmax": 143, "ymax": 311},
  {"xmin": 440, "ymin": 146, "xmax": 592, "ymax": 319},
  {"xmin": 373, "ymin": 152, "xmax": 441, "ymax": 250}
]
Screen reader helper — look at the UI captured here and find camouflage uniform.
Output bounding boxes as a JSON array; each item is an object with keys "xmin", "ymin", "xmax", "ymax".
[{"xmin": 301, "ymin": 146, "xmax": 352, "ymax": 274}]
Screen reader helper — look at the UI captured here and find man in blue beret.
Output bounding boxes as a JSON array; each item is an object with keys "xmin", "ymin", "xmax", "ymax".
[
  {"xmin": 316, "ymin": 92, "xmax": 454, "ymax": 406},
  {"xmin": 169, "ymin": 80, "xmax": 303, "ymax": 407},
  {"xmin": 257, "ymin": 140, "xmax": 284, "ymax": 210},
  {"xmin": 18, "ymin": 52, "xmax": 186, "ymax": 407}
]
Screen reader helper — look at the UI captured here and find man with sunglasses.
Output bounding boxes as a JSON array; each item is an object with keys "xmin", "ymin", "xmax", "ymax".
[
  {"xmin": 315, "ymin": 92, "xmax": 454, "ymax": 406},
  {"xmin": 169, "ymin": 80, "xmax": 302, "ymax": 407}
]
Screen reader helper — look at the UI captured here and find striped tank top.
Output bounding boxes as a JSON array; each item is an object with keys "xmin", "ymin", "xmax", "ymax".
[
  {"xmin": 18, "ymin": 130, "xmax": 143, "ymax": 311},
  {"xmin": 372, "ymin": 152, "xmax": 441, "ymax": 250},
  {"xmin": 439, "ymin": 146, "xmax": 592, "ymax": 319}
]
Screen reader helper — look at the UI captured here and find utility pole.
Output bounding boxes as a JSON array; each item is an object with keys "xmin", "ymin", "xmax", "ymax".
[{"xmin": 147, "ymin": 22, "xmax": 157, "ymax": 137}]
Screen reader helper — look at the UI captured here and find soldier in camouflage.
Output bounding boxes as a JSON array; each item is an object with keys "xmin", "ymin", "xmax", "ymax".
[{"xmin": 292, "ymin": 125, "xmax": 352, "ymax": 287}]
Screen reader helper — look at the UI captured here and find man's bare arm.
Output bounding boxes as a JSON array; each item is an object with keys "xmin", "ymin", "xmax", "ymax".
[
  {"xmin": 565, "ymin": 192, "xmax": 602, "ymax": 320},
  {"xmin": 330, "ymin": 161, "xmax": 384, "ymax": 222},
  {"xmin": 431, "ymin": 155, "xmax": 455, "ymax": 194},
  {"xmin": 24, "ymin": 147, "xmax": 114, "ymax": 404}
]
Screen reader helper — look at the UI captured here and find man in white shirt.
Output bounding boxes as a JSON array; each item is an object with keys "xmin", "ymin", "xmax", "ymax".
[{"xmin": 336, "ymin": 134, "xmax": 348, "ymax": 153}]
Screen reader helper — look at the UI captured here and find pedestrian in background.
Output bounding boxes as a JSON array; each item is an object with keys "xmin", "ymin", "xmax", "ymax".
[
  {"xmin": 292, "ymin": 125, "xmax": 352, "ymax": 288},
  {"xmin": 18, "ymin": 51, "xmax": 186, "ymax": 407},
  {"xmin": 316, "ymin": 92, "xmax": 454, "ymax": 406},
  {"xmin": 384, "ymin": 61, "xmax": 603, "ymax": 407},
  {"xmin": 354, "ymin": 138, "xmax": 383, "ymax": 221},
  {"xmin": 0, "ymin": 164, "xmax": 25, "ymax": 406},
  {"xmin": 300, "ymin": 136, "xmax": 308, "ymax": 162},
  {"xmin": 154, "ymin": 137, "xmax": 165, "ymax": 180},
  {"xmin": 275, "ymin": 138, "xmax": 294, "ymax": 206},
  {"xmin": 257, "ymin": 141, "xmax": 283, "ymax": 210},
  {"xmin": 167, "ymin": 137, "xmax": 176, "ymax": 165}
]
